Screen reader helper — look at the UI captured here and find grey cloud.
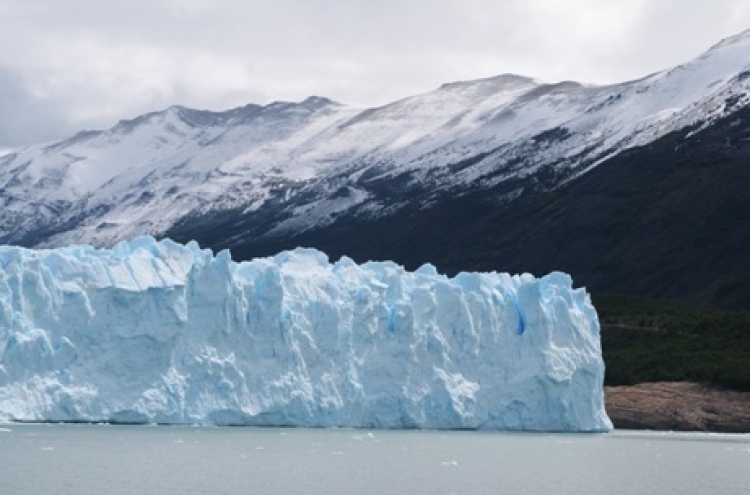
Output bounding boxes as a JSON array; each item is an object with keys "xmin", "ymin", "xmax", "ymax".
[
  {"xmin": 0, "ymin": 68, "xmax": 79, "ymax": 148},
  {"xmin": 1, "ymin": 0, "xmax": 750, "ymax": 149}
]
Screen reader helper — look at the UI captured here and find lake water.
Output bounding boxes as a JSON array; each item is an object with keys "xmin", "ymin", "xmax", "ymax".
[{"xmin": 1, "ymin": 424, "xmax": 748, "ymax": 495}]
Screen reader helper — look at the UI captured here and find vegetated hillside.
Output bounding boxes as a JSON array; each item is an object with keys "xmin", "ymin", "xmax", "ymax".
[
  {"xmin": 195, "ymin": 102, "xmax": 750, "ymax": 311},
  {"xmin": 595, "ymin": 293, "xmax": 750, "ymax": 391}
]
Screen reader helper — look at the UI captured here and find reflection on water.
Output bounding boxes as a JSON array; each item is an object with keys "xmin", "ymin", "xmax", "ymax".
[{"xmin": 1, "ymin": 424, "xmax": 748, "ymax": 495}]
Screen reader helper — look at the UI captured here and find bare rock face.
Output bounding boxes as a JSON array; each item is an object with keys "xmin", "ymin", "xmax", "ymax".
[{"xmin": 605, "ymin": 382, "xmax": 750, "ymax": 433}]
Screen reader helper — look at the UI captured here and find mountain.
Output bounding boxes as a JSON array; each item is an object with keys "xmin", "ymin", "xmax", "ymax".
[
  {"xmin": 1, "ymin": 29, "xmax": 750, "ymax": 309},
  {"xmin": 251, "ymin": 104, "xmax": 750, "ymax": 310}
]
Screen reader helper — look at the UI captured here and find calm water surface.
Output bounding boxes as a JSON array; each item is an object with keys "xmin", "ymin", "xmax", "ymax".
[{"xmin": 1, "ymin": 424, "xmax": 748, "ymax": 495}]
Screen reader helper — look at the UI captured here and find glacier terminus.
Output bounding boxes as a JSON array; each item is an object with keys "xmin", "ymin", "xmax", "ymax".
[{"xmin": 0, "ymin": 237, "xmax": 611, "ymax": 431}]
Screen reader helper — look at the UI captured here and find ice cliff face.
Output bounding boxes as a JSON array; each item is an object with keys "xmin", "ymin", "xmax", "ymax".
[{"xmin": 0, "ymin": 237, "xmax": 611, "ymax": 431}]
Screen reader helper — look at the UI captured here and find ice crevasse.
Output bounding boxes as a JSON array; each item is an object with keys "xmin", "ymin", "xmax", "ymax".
[{"xmin": 0, "ymin": 236, "xmax": 612, "ymax": 431}]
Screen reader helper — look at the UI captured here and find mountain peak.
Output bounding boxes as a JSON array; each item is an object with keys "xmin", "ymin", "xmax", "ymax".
[
  {"xmin": 706, "ymin": 27, "xmax": 750, "ymax": 53},
  {"xmin": 301, "ymin": 95, "xmax": 338, "ymax": 107},
  {"xmin": 439, "ymin": 73, "xmax": 538, "ymax": 91}
]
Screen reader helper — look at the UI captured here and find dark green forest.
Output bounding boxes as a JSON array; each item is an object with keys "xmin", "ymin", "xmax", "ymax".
[{"xmin": 596, "ymin": 293, "xmax": 750, "ymax": 391}]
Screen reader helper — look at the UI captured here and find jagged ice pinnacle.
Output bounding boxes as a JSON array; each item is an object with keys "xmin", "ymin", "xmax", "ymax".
[{"xmin": 0, "ymin": 237, "xmax": 611, "ymax": 431}]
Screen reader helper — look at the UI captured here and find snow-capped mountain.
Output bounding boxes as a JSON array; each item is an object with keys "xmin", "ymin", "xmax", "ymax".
[{"xmin": 2, "ymin": 29, "xmax": 750, "ymax": 252}]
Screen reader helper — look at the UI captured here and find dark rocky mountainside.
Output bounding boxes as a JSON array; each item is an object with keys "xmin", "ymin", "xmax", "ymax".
[{"xmin": 171, "ymin": 104, "xmax": 750, "ymax": 311}]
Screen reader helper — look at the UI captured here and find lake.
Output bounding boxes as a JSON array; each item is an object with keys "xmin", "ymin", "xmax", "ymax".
[{"xmin": 1, "ymin": 424, "xmax": 748, "ymax": 494}]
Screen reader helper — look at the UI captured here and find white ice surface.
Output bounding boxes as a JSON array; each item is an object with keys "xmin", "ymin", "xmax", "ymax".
[{"xmin": 0, "ymin": 237, "xmax": 611, "ymax": 431}]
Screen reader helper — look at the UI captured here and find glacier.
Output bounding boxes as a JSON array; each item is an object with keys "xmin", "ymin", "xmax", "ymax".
[{"xmin": 0, "ymin": 237, "xmax": 611, "ymax": 431}]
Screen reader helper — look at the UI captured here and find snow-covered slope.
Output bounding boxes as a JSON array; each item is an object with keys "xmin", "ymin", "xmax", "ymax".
[
  {"xmin": 2, "ymin": 30, "xmax": 750, "ymax": 248},
  {"xmin": 0, "ymin": 237, "xmax": 611, "ymax": 431}
]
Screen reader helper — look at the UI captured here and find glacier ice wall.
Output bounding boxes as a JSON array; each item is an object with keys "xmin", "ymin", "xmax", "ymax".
[{"xmin": 0, "ymin": 237, "xmax": 611, "ymax": 431}]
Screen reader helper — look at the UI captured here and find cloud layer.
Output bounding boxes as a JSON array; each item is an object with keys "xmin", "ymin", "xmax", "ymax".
[{"xmin": 2, "ymin": 0, "xmax": 750, "ymax": 148}]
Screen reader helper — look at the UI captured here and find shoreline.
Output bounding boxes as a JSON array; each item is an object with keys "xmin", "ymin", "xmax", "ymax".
[
  {"xmin": 3, "ymin": 382, "xmax": 747, "ymax": 434},
  {"xmin": 604, "ymin": 381, "xmax": 750, "ymax": 433}
]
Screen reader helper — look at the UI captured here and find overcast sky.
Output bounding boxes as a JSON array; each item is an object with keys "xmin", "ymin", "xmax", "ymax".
[{"xmin": 2, "ymin": 0, "xmax": 750, "ymax": 151}]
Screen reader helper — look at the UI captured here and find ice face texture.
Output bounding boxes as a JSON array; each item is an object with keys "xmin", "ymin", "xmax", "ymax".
[{"xmin": 0, "ymin": 237, "xmax": 611, "ymax": 431}]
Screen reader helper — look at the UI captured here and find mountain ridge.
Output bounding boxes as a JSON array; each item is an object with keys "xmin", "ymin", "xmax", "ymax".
[{"xmin": 2, "ymin": 30, "xmax": 750, "ymax": 309}]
